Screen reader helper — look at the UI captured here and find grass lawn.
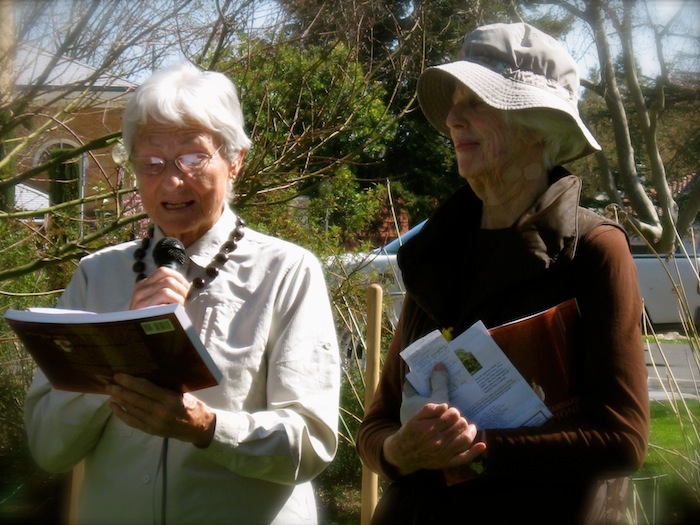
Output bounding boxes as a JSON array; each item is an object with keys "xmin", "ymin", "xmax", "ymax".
[
  {"xmin": 638, "ymin": 399, "xmax": 699, "ymax": 474},
  {"xmin": 628, "ymin": 399, "xmax": 699, "ymax": 524}
]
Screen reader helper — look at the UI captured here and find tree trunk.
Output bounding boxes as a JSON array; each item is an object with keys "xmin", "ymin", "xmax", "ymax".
[{"xmin": 586, "ymin": 0, "xmax": 662, "ymax": 240}]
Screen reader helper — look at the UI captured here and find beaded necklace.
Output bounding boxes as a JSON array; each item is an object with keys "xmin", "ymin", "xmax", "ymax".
[{"xmin": 132, "ymin": 217, "xmax": 246, "ymax": 290}]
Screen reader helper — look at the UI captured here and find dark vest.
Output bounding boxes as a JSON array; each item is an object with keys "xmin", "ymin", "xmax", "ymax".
[{"xmin": 396, "ymin": 172, "xmax": 623, "ymax": 347}]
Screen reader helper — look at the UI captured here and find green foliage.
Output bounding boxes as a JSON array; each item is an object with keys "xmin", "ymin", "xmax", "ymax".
[
  {"xmin": 229, "ymin": 39, "xmax": 395, "ymax": 190},
  {"xmin": 0, "ymin": 139, "xmax": 14, "ymax": 212},
  {"xmin": 308, "ymin": 166, "xmax": 387, "ymax": 248},
  {"xmin": 631, "ymin": 400, "xmax": 700, "ymax": 524},
  {"xmin": 642, "ymin": 400, "xmax": 700, "ymax": 478},
  {"xmin": 628, "ymin": 234, "xmax": 700, "ymax": 522},
  {"xmin": 232, "ymin": 169, "xmax": 386, "ymax": 259},
  {"xmin": 217, "ymin": 38, "xmax": 396, "ymax": 250},
  {"xmin": 383, "ymin": 115, "xmax": 465, "ymax": 224},
  {"xmin": 315, "ymin": 360, "xmax": 365, "ymax": 523},
  {"xmin": 314, "ymin": 268, "xmax": 398, "ymax": 524},
  {"xmin": 0, "ymin": 219, "xmax": 63, "ymax": 522}
]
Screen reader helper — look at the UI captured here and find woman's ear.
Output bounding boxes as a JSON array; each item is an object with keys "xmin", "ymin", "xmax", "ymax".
[{"xmin": 229, "ymin": 150, "xmax": 246, "ymax": 179}]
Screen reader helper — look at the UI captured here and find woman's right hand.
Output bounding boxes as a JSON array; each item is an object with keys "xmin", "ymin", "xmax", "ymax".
[
  {"xmin": 386, "ymin": 364, "xmax": 486, "ymax": 475},
  {"xmin": 129, "ymin": 267, "xmax": 191, "ymax": 309},
  {"xmin": 383, "ymin": 402, "xmax": 486, "ymax": 476}
]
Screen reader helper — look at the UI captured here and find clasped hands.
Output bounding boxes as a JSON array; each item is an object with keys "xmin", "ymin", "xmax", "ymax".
[{"xmin": 383, "ymin": 363, "xmax": 486, "ymax": 477}]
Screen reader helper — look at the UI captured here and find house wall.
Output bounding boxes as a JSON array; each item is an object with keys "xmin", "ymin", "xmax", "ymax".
[{"xmin": 15, "ymin": 98, "xmax": 135, "ymax": 218}]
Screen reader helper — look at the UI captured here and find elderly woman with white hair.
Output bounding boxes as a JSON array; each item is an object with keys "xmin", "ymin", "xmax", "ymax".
[
  {"xmin": 357, "ymin": 23, "xmax": 649, "ymax": 524},
  {"xmin": 24, "ymin": 62, "xmax": 340, "ymax": 525}
]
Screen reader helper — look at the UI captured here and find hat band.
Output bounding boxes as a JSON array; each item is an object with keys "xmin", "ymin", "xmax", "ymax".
[{"xmin": 466, "ymin": 56, "xmax": 578, "ymax": 105}]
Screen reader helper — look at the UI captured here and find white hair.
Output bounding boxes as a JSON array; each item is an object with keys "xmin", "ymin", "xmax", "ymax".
[
  {"xmin": 505, "ymin": 109, "xmax": 589, "ymax": 169},
  {"xmin": 121, "ymin": 62, "xmax": 251, "ymax": 162}
]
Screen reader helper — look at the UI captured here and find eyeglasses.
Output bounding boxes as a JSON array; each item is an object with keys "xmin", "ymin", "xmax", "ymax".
[{"xmin": 131, "ymin": 145, "xmax": 223, "ymax": 176}]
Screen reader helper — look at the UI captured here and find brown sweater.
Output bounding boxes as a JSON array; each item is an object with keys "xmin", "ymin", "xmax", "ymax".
[{"xmin": 356, "ymin": 173, "xmax": 649, "ymax": 524}]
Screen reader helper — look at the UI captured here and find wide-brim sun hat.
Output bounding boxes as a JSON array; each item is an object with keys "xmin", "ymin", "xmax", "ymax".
[{"xmin": 417, "ymin": 22, "xmax": 601, "ymax": 164}]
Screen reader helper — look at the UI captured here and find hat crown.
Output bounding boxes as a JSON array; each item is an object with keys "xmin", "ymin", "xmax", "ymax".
[{"xmin": 460, "ymin": 23, "xmax": 580, "ymax": 98}]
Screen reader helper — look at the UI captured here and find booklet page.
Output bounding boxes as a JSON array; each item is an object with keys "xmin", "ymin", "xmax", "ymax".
[{"xmin": 401, "ymin": 321, "xmax": 552, "ymax": 429}]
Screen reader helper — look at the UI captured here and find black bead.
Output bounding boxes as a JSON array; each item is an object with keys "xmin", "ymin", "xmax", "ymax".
[{"xmin": 134, "ymin": 220, "xmax": 244, "ymax": 290}]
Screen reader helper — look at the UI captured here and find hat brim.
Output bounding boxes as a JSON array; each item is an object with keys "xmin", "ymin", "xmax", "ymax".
[{"xmin": 417, "ymin": 61, "xmax": 601, "ymax": 164}]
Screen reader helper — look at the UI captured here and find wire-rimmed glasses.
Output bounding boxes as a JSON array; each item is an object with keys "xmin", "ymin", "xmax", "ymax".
[{"xmin": 131, "ymin": 145, "xmax": 223, "ymax": 176}]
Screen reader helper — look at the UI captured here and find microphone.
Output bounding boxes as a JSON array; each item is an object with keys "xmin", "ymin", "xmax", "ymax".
[{"xmin": 152, "ymin": 237, "xmax": 187, "ymax": 270}]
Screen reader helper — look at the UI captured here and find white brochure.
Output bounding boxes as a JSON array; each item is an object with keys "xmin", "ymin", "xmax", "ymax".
[{"xmin": 400, "ymin": 321, "xmax": 552, "ymax": 429}]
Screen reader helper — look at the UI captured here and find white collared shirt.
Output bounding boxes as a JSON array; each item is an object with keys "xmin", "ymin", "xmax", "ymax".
[{"xmin": 24, "ymin": 206, "xmax": 341, "ymax": 524}]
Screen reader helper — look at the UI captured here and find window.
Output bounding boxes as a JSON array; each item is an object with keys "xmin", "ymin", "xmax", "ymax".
[{"xmin": 34, "ymin": 139, "xmax": 85, "ymax": 206}]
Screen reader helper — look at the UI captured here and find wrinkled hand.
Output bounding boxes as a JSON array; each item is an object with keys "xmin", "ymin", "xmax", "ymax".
[
  {"xmin": 384, "ymin": 364, "xmax": 486, "ymax": 476},
  {"xmin": 129, "ymin": 267, "xmax": 191, "ymax": 309},
  {"xmin": 400, "ymin": 364, "xmax": 449, "ymax": 424},
  {"xmin": 106, "ymin": 374, "xmax": 216, "ymax": 448}
]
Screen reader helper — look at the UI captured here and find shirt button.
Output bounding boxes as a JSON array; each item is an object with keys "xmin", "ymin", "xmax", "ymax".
[{"xmin": 142, "ymin": 474, "xmax": 151, "ymax": 484}]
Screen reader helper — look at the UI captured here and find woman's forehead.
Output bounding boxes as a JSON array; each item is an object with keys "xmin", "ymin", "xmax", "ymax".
[
  {"xmin": 136, "ymin": 123, "xmax": 212, "ymax": 145},
  {"xmin": 452, "ymin": 82, "xmax": 480, "ymax": 103}
]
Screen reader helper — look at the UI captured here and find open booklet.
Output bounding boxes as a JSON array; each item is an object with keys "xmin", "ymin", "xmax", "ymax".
[
  {"xmin": 4, "ymin": 303, "xmax": 222, "ymax": 394},
  {"xmin": 400, "ymin": 298, "xmax": 581, "ymax": 429}
]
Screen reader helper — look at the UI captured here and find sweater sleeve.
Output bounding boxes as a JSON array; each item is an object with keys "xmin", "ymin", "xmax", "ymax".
[{"xmin": 483, "ymin": 225, "xmax": 650, "ymax": 479}]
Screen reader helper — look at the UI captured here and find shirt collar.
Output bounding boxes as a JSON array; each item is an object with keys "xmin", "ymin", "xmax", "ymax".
[
  {"xmin": 151, "ymin": 206, "xmax": 239, "ymax": 270},
  {"xmin": 188, "ymin": 206, "xmax": 239, "ymax": 269}
]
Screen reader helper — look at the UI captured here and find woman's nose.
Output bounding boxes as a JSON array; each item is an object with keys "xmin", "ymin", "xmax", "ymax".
[
  {"xmin": 446, "ymin": 103, "xmax": 465, "ymax": 130},
  {"xmin": 160, "ymin": 163, "xmax": 186, "ymax": 189}
]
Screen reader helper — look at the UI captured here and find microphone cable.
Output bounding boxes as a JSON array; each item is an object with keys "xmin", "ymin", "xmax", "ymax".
[
  {"xmin": 160, "ymin": 437, "xmax": 169, "ymax": 525},
  {"xmin": 151, "ymin": 237, "xmax": 181, "ymax": 524}
]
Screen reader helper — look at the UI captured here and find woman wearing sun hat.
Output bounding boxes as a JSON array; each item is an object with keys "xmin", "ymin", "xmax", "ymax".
[{"xmin": 357, "ymin": 22, "xmax": 649, "ymax": 524}]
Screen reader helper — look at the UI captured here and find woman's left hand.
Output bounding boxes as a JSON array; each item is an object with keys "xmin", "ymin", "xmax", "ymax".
[{"xmin": 106, "ymin": 374, "xmax": 216, "ymax": 448}]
